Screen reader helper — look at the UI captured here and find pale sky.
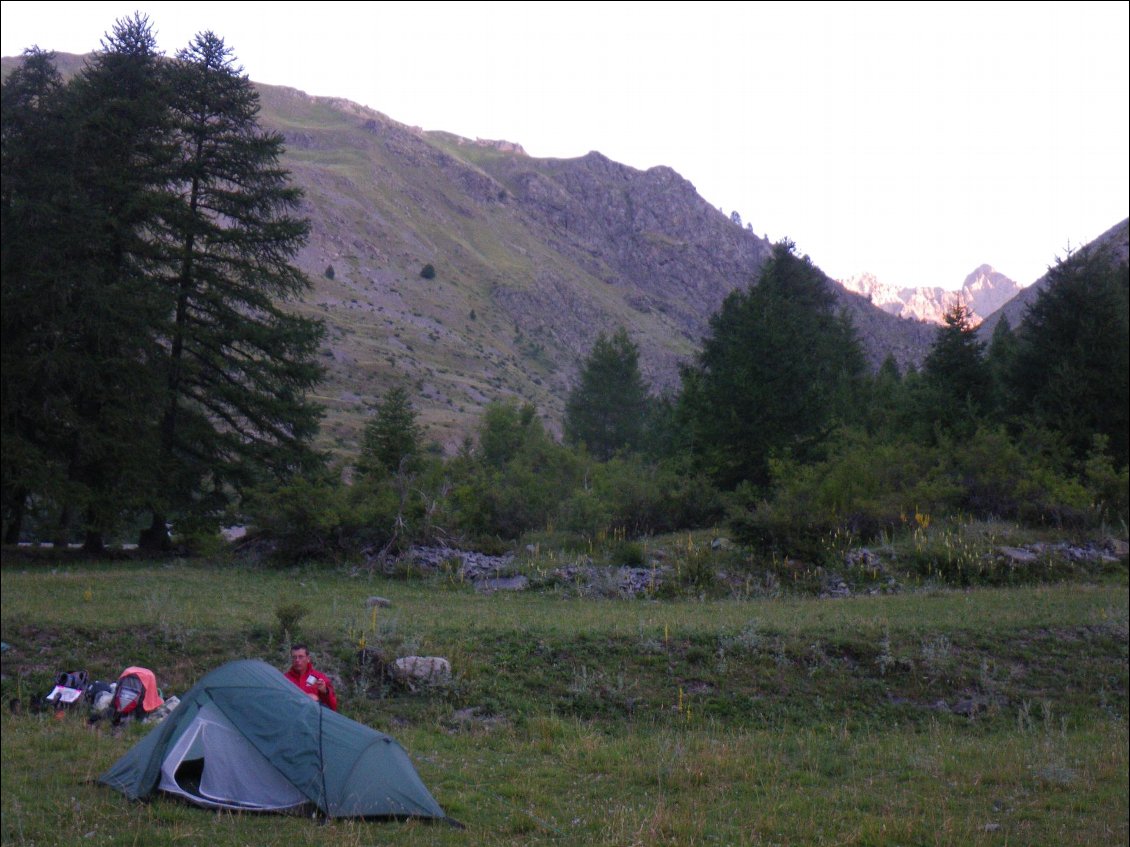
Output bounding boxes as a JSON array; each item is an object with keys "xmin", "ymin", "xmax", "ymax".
[{"xmin": 3, "ymin": 1, "xmax": 1128, "ymax": 289}]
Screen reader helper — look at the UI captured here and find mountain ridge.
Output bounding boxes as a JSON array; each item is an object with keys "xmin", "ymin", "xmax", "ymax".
[
  {"xmin": 839, "ymin": 264, "xmax": 1024, "ymax": 325},
  {"xmin": 226, "ymin": 72, "xmax": 942, "ymax": 454}
]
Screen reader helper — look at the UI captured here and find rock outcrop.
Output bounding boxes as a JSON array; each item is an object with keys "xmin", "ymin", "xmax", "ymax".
[{"xmin": 839, "ymin": 264, "xmax": 1023, "ymax": 326}]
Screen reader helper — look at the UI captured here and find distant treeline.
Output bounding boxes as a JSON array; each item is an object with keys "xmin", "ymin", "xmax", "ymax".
[{"xmin": 249, "ymin": 238, "xmax": 1128, "ymax": 563}]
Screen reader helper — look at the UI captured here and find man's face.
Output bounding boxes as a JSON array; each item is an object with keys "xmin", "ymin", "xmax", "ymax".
[{"xmin": 290, "ymin": 649, "xmax": 310, "ymax": 675}]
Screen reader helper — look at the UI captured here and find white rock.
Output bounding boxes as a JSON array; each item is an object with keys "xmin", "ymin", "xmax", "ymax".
[{"xmin": 394, "ymin": 656, "xmax": 451, "ymax": 683}]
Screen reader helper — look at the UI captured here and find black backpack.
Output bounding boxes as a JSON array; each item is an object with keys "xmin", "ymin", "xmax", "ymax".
[{"xmin": 57, "ymin": 670, "xmax": 89, "ymax": 691}]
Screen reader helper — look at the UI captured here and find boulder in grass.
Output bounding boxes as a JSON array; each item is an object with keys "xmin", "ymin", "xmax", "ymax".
[{"xmin": 394, "ymin": 656, "xmax": 451, "ymax": 685}]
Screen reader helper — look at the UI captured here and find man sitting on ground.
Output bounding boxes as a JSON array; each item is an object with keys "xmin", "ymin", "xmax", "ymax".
[{"xmin": 284, "ymin": 644, "xmax": 338, "ymax": 710}]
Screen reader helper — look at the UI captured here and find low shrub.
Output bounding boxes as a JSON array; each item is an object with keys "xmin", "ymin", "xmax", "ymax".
[{"xmin": 731, "ymin": 428, "xmax": 1122, "ymax": 564}]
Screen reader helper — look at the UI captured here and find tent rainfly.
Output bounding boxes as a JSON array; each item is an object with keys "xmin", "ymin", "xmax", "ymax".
[{"xmin": 100, "ymin": 659, "xmax": 454, "ymax": 823}]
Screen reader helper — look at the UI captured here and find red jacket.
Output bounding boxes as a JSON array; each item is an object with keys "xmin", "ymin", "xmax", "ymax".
[{"xmin": 284, "ymin": 663, "xmax": 338, "ymax": 711}]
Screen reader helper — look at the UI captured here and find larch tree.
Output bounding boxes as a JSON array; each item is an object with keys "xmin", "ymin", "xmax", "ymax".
[
  {"xmin": 0, "ymin": 47, "xmax": 70, "ymax": 542},
  {"xmin": 919, "ymin": 303, "xmax": 992, "ymax": 440},
  {"xmin": 1, "ymin": 18, "xmax": 325, "ymax": 549},
  {"xmin": 42, "ymin": 15, "xmax": 176, "ymax": 551}
]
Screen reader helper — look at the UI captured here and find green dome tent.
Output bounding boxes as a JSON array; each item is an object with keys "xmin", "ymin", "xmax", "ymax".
[{"xmin": 100, "ymin": 659, "xmax": 454, "ymax": 823}]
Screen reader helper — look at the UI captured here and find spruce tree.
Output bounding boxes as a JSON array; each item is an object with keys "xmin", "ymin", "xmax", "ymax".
[
  {"xmin": 677, "ymin": 241, "xmax": 865, "ymax": 489},
  {"xmin": 140, "ymin": 31, "xmax": 325, "ymax": 547},
  {"xmin": 564, "ymin": 327, "xmax": 649, "ymax": 460},
  {"xmin": 358, "ymin": 386, "xmax": 423, "ymax": 478}
]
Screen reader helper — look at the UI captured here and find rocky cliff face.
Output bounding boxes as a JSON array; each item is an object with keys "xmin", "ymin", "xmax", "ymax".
[{"xmin": 840, "ymin": 265, "xmax": 1022, "ymax": 325}]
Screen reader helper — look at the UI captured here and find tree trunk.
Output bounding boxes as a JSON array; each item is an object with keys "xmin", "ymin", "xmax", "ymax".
[
  {"xmin": 82, "ymin": 529, "xmax": 105, "ymax": 555},
  {"xmin": 138, "ymin": 511, "xmax": 171, "ymax": 551},
  {"xmin": 52, "ymin": 504, "xmax": 73, "ymax": 549},
  {"xmin": 3, "ymin": 488, "xmax": 27, "ymax": 544}
]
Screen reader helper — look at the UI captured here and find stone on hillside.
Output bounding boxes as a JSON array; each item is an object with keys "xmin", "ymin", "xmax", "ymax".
[
  {"xmin": 844, "ymin": 548, "xmax": 882, "ymax": 568},
  {"xmin": 365, "ymin": 596, "xmax": 392, "ymax": 608},
  {"xmin": 394, "ymin": 656, "xmax": 451, "ymax": 685},
  {"xmin": 997, "ymin": 546, "xmax": 1038, "ymax": 564},
  {"xmin": 475, "ymin": 575, "xmax": 529, "ymax": 593},
  {"xmin": 820, "ymin": 573, "xmax": 851, "ymax": 598}
]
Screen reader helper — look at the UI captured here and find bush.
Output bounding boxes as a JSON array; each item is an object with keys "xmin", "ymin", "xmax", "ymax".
[
  {"xmin": 1083, "ymin": 435, "xmax": 1130, "ymax": 526},
  {"xmin": 243, "ymin": 473, "xmax": 355, "ymax": 562},
  {"xmin": 608, "ymin": 540, "xmax": 645, "ymax": 566},
  {"xmin": 730, "ymin": 428, "xmax": 1116, "ymax": 559},
  {"xmin": 420, "ymin": 263, "xmax": 436, "ymax": 279},
  {"xmin": 275, "ymin": 601, "xmax": 309, "ymax": 636},
  {"xmin": 560, "ymin": 455, "xmax": 722, "ymax": 538}
]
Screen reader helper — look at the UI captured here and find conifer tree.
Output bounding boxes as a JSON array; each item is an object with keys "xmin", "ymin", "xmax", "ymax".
[
  {"xmin": 919, "ymin": 303, "xmax": 992, "ymax": 439},
  {"xmin": 677, "ymin": 241, "xmax": 865, "ymax": 489},
  {"xmin": 71, "ymin": 15, "xmax": 180, "ymax": 550},
  {"xmin": 358, "ymin": 386, "xmax": 423, "ymax": 478},
  {"xmin": 140, "ymin": 30, "xmax": 324, "ymax": 547},
  {"xmin": 2, "ymin": 19, "xmax": 325, "ymax": 548},
  {"xmin": 564, "ymin": 327, "xmax": 649, "ymax": 460},
  {"xmin": 0, "ymin": 47, "xmax": 69, "ymax": 542},
  {"xmin": 1008, "ymin": 242, "xmax": 1129, "ymax": 466},
  {"xmin": 6, "ymin": 17, "xmax": 177, "ymax": 550},
  {"xmin": 986, "ymin": 315, "xmax": 1018, "ymax": 420}
]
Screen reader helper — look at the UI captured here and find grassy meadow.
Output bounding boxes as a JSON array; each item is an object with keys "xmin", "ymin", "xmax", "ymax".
[{"xmin": 1, "ymin": 547, "xmax": 1127, "ymax": 846}]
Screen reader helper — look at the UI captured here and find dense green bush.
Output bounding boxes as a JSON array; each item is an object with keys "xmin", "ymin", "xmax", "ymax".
[
  {"xmin": 730, "ymin": 427, "xmax": 1123, "ymax": 558},
  {"xmin": 559, "ymin": 455, "xmax": 722, "ymax": 538},
  {"xmin": 243, "ymin": 472, "xmax": 357, "ymax": 562},
  {"xmin": 444, "ymin": 401, "xmax": 585, "ymax": 540}
]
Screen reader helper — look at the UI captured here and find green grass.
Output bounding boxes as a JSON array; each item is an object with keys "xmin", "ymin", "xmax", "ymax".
[{"xmin": 2, "ymin": 553, "xmax": 1127, "ymax": 846}]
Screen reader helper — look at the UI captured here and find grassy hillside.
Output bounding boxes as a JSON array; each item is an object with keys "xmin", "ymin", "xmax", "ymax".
[{"xmin": 2, "ymin": 547, "xmax": 1126, "ymax": 846}]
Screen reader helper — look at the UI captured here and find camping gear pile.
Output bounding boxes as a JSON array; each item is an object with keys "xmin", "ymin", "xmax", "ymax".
[
  {"xmin": 36, "ymin": 666, "xmax": 177, "ymax": 726},
  {"xmin": 100, "ymin": 659, "xmax": 454, "ymax": 823}
]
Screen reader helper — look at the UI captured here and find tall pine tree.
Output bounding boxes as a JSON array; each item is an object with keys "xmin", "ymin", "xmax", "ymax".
[{"xmin": 140, "ymin": 31, "xmax": 324, "ymax": 547}]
